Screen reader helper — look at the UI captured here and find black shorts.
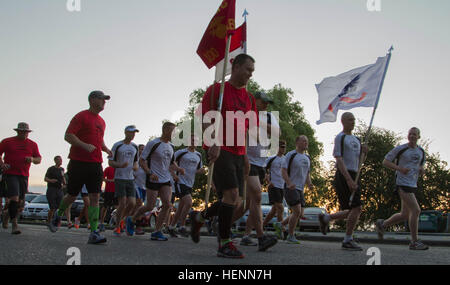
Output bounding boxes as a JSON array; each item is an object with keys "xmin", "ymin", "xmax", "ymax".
[
  {"xmin": 249, "ymin": 164, "xmax": 266, "ymax": 185},
  {"xmin": 213, "ymin": 150, "xmax": 245, "ymax": 200},
  {"xmin": 103, "ymin": 192, "xmax": 118, "ymax": 207},
  {"xmin": 0, "ymin": 176, "xmax": 7, "ymax": 198},
  {"xmin": 395, "ymin": 185, "xmax": 418, "ymax": 195},
  {"xmin": 146, "ymin": 181, "xmax": 171, "ymax": 191},
  {"xmin": 5, "ymin": 175, "xmax": 28, "ymax": 200},
  {"xmin": 284, "ymin": 188, "xmax": 305, "ymax": 207},
  {"xmin": 46, "ymin": 187, "xmax": 63, "ymax": 209},
  {"xmin": 333, "ymin": 170, "xmax": 362, "ymax": 211},
  {"xmin": 268, "ymin": 186, "xmax": 284, "ymax": 204},
  {"xmin": 67, "ymin": 160, "xmax": 103, "ymax": 197},
  {"xmin": 174, "ymin": 183, "xmax": 192, "ymax": 199}
]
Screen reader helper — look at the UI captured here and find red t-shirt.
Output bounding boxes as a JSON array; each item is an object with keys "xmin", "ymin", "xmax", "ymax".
[
  {"xmin": 66, "ymin": 110, "xmax": 106, "ymax": 163},
  {"xmin": 0, "ymin": 136, "xmax": 41, "ymax": 177},
  {"xmin": 201, "ymin": 81, "xmax": 258, "ymax": 155},
  {"xmin": 103, "ymin": 166, "xmax": 115, "ymax": 193}
]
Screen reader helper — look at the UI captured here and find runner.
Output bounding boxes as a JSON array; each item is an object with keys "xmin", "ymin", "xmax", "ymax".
[
  {"xmin": 263, "ymin": 140, "xmax": 287, "ymax": 239},
  {"xmin": 281, "ymin": 135, "xmax": 313, "ymax": 244},
  {"xmin": 168, "ymin": 135, "xmax": 206, "ymax": 238},
  {"xmin": 48, "ymin": 90, "xmax": 112, "ymax": 245},
  {"xmin": 133, "ymin": 144, "xmax": 146, "ymax": 235},
  {"xmin": 190, "ymin": 54, "xmax": 260, "ymax": 258},
  {"xmin": 238, "ymin": 92, "xmax": 278, "ymax": 250},
  {"xmin": 126, "ymin": 122, "xmax": 185, "ymax": 241},
  {"xmin": 44, "ymin": 156, "xmax": 66, "ymax": 226},
  {"xmin": 0, "ymin": 122, "xmax": 41, "ymax": 234},
  {"xmin": 375, "ymin": 127, "xmax": 429, "ymax": 250},
  {"xmin": 100, "ymin": 165, "xmax": 116, "ymax": 232},
  {"xmin": 109, "ymin": 125, "xmax": 139, "ymax": 237},
  {"xmin": 318, "ymin": 112, "xmax": 368, "ymax": 251}
]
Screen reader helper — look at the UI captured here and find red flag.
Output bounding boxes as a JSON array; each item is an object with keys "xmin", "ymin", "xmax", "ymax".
[{"xmin": 197, "ymin": 0, "xmax": 236, "ymax": 69}]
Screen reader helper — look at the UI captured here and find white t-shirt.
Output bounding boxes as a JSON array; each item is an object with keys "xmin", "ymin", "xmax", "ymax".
[
  {"xmin": 133, "ymin": 166, "xmax": 146, "ymax": 189},
  {"xmin": 174, "ymin": 148, "xmax": 202, "ymax": 188},
  {"xmin": 248, "ymin": 112, "xmax": 280, "ymax": 167},
  {"xmin": 283, "ymin": 150, "xmax": 310, "ymax": 191},
  {"xmin": 333, "ymin": 132, "xmax": 361, "ymax": 172},
  {"xmin": 109, "ymin": 141, "xmax": 138, "ymax": 180},
  {"xmin": 141, "ymin": 138, "xmax": 174, "ymax": 183},
  {"xmin": 385, "ymin": 144, "xmax": 425, "ymax": 188},
  {"xmin": 265, "ymin": 155, "xmax": 286, "ymax": 189}
]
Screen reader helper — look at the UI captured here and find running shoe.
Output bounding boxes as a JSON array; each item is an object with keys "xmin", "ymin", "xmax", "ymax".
[
  {"xmin": 318, "ymin": 213, "xmax": 329, "ymax": 235},
  {"xmin": 168, "ymin": 227, "xmax": 178, "ymax": 238},
  {"xmin": 190, "ymin": 211, "xmax": 204, "ymax": 244},
  {"xmin": 11, "ymin": 222, "xmax": 21, "ymax": 235},
  {"xmin": 409, "ymin": 240, "xmax": 429, "ymax": 250},
  {"xmin": 88, "ymin": 231, "xmax": 107, "ymax": 244},
  {"xmin": 240, "ymin": 236, "xmax": 257, "ymax": 246},
  {"xmin": 120, "ymin": 220, "xmax": 125, "ymax": 231},
  {"xmin": 178, "ymin": 227, "xmax": 189, "ymax": 238},
  {"xmin": 286, "ymin": 234, "xmax": 301, "ymax": 244},
  {"xmin": 126, "ymin": 216, "xmax": 135, "ymax": 236},
  {"xmin": 74, "ymin": 217, "xmax": 80, "ymax": 229},
  {"xmin": 342, "ymin": 240, "xmax": 363, "ymax": 251},
  {"xmin": 273, "ymin": 222, "xmax": 283, "ymax": 240},
  {"xmin": 151, "ymin": 231, "xmax": 168, "ymax": 241},
  {"xmin": 67, "ymin": 222, "xmax": 74, "ymax": 229},
  {"xmin": 98, "ymin": 223, "xmax": 105, "ymax": 232},
  {"xmin": 375, "ymin": 219, "xmax": 385, "ymax": 240},
  {"xmin": 135, "ymin": 227, "xmax": 145, "ymax": 235},
  {"xmin": 113, "ymin": 227, "xmax": 121, "ymax": 237},
  {"xmin": 258, "ymin": 235, "xmax": 278, "ymax": 252},
  {"xmin": 48, "ymin": 212, "xmax": 62, "ymax": 233},
  {"xmin": 217, "ymin": 242, "xmax": 244, "ymax": 259}
]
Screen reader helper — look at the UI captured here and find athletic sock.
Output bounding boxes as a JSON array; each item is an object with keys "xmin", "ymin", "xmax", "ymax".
[
  {"xmin": 88, "ymin": 206, "xmax": 99, "ymax": 232},
  {"xmin": 57, "ymin": 199, "xmax": 70, "ymax": 217},
  {"xmin": 202, "ymin": 201, "xmax": 221, "ymax": 220},
  {"xmin": 218, "ymin": 202, "xmax": 235, "ymax": 241},
  {"xmin": 8, "ymin": 200, "xmax": 18, "ymax": 220},
  {"xmin": 344, "ymin": 235, "xmax": 353, "ymax": 243}
]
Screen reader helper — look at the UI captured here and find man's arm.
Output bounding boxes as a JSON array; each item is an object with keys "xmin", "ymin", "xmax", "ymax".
[
  {"xmin": 65, "ymin": 133, "xmax": 96, "ymax": 153},
  {"xmin": 282, "ymin": 168, "xmax": 295, "ymax": 190},
  {"xmin": 102, "ymin": 141, "xmax": 112, "ymax": 157},
  {"xmin": 336, "ymin": 156, "xmax": 357, "ymax": 192},
  {"xmin": 382, "ymin": 158, "xmax": 410, "ymax": 175}
]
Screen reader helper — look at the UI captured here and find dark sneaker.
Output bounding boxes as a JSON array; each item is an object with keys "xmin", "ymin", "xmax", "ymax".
[
  {"xmin": 125, "ymin": 216, "xmax": 135, "ymax": 236},
  {"xmin": 318, "ymin": 213, "xmax": 328, "ymax": 235},
  {"xmin": 217, "ymin": 242, "xmax": 244, "ymax": 259},
  {"xmin": 375, "ymin": 219, "xmax": 385, "ymax": 240},
  {"xmin": 88, "ymin": 231, "xmax": 107, "ymax": 244},
  {"xmin": 409, "ymin": 240, "xmax": 429, "ymax": 250},
  {"xmin": 168, "ymin": 227, "xmax": 178, "ymax": 238},
  {"xmin": 258, "ymin": 235, "xmax": 278, "ymax": 252},
  {"xmin": 151, "ymin": 231, "xmax": 168, "ymax": 241},
  {"xmin": 48, "ymin": 212, "xmax": 62, "ymax": 233},
  {"xmin": 240, "ymin": 236, "xmax": 257, "ymax": 246},
  {"xmin": 190, "ymin": 211, "xmax": 204, "ymax": 244},
  {"xmin": 178, "ymin": 227, "xmax": 189, "ymax": 238},
  {"xmin": 342, "ymin": 240, "xmax": 363, "ymax": 251}
]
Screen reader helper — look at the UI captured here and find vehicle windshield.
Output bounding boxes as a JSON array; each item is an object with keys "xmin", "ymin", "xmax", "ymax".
[
  {"xmin": 25, "ymin": 194, "xmax": 39, "ymax": 202},
  {"xmin": 31, "ymin": 195, "xmax": 48, "ymax": 204}
]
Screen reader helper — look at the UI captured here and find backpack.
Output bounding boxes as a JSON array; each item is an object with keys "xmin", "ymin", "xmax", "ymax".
[{"xmin": 394, "ymin": 145, "xmax": 425, "ymax": 166}]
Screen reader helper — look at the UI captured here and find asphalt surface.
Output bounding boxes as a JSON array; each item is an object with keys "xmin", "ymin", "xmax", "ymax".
[{"xmin": 1, "ymin": 224, "xmax": 449, "ymax": 265}]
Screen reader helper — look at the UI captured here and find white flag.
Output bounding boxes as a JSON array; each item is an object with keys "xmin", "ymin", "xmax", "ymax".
[
  {"xmin": 316, "ymin": 55, "xmax": 389, "ymax": 124},
  {"xmin": 215, "ymin": 46, "xmax": 245, "ymax": 82}
]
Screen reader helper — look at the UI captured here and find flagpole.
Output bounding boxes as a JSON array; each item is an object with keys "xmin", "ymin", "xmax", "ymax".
[
  {"xmin": 242, "ymin": 8, "xmax": 248, "ymax": 209},
  {"xmin": 349, "ymin": 46, "xmax": 393, "ymax": 206},
  {"xmin": 205, "ymin": 33, "xmax": 233, "ymax": 210}
]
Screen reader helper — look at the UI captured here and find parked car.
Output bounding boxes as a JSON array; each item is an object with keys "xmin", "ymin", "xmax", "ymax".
[
  {"xmin": 24, "ymin": 193, "xmax": 41, "ymax": 206},
  {"xmin": 235, "ymin": 192, "xmax": 289, "ymax": 231},
  {"xmin": 22, "ymin": 195, "xmax": 49, "ymax": 220},
  {"xmin": 405, "ymin": 210, "xmax": 447, "ymax": 233},
  {"xmin": 299, "ymin": 207, "xmax": 329, "ymax": 232}
]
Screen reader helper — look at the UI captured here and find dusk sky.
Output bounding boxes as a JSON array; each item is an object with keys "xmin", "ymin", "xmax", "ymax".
[{"xmin": 1, "ymin": 0, "xmax": 449, "ymax": 186}]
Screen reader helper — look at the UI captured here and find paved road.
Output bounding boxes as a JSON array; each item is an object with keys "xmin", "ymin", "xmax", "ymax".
[{"xmin": 1, "ymin": 224, "xmax": 449, "ymax": 265}]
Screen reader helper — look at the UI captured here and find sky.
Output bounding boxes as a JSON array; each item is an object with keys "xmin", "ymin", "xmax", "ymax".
[{"xmin": 1, "ymin": 0, "xmax": 449, "ymax": 186}]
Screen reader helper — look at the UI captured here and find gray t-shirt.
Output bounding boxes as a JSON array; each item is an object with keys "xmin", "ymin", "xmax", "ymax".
[
  {"xmin": 333, "ymin": 132, "xmax": 361, "ymax": 172},
  {"xmin": 385, "ymin": 144, "xmax": 425, "ymax": 188},
  {"xmin": 109, "ymin": 141, "xmax": 138, "ymax": 180},
  {"xmin": 265, "ymin": 155, "xmax": 286, "ymax": 189},
  {"xmin": 174, "ymin": 148, "xmax": 202, "ymax": 188},
  {"xmin": 282, "ymin": 150, "xmax": 310, "ymax": 191},
  {"xmin": 133, "ymin": 166, "xmax": 146, "ymax": 189},
  {"xmin": 141, "ymin": 138, "xmax": 174, "ymax": 183}
]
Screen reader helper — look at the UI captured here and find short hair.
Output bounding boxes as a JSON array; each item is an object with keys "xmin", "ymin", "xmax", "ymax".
[
  {"xmin": 341, "ymin": 112, "xmax": 354, "ymax": 122},
  {"xmin": 162, "ymin": 122, "xmax": 176, "ymax": 132},
  {"xmin": 409, "ymin": 127, "xmax": 421, "ymax": 137},
  {"xmin": 54, "ymin": 156, "xmax": 62, "ymax": 161},
  {"xmin": 295, "ymin": 135, "xmax": 308, "ymax": 143},
  {"xmin": 232, "ymin": 54, "xmax": 255, "ymax": 70},
  {"xmin": 279, "ymin": 140, "xmax": 287, "ymax": 146}
]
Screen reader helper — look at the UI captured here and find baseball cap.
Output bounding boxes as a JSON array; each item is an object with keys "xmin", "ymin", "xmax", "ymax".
[
  {"xmin": 254, "ymin": 91, "xmax": 274, "ymax": 104},
  {"xmin": 14, "ymin": 122, "xmax": 32, "ymax": 132},
  {"xmin": 125, "ymin": 125, "xmax": 139, "ymax": 132},
  {"xmin": 88, "ymin": 90, "xmax": 111, "ymax": 101}
]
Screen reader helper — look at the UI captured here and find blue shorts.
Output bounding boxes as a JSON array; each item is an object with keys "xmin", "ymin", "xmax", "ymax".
[{"xmin": 135, "ymin": 186, "xmax": 146, "ymax": 201}]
